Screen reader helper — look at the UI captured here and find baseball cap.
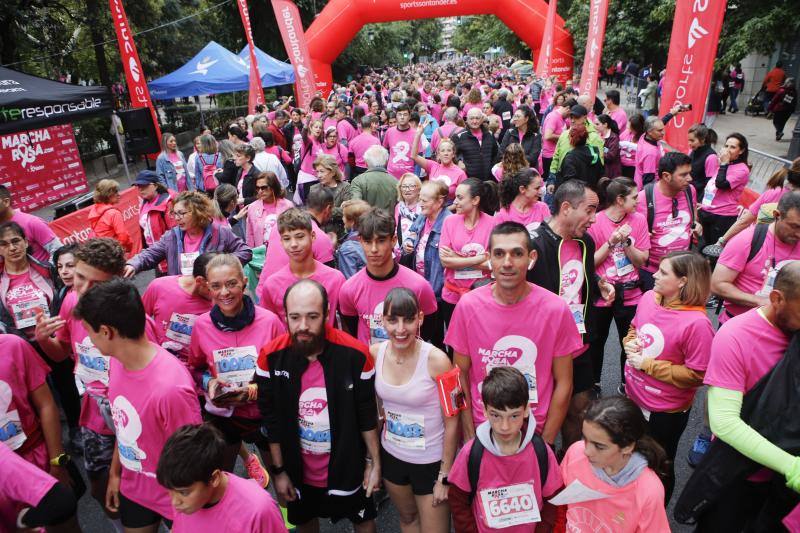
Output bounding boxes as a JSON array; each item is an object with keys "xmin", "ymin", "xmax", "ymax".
[{"xmin": 133, "ymin": 170, "xmax": 159, "ymax": 187}]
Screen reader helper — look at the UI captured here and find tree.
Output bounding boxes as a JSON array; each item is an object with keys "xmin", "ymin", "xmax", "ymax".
[{"xmin": 451, "ymin": 15, "xmax": 530, "ymax": 57}]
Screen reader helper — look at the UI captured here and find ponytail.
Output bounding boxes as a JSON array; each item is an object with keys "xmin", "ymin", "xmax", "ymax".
[
  {"xmin": 597, "ymin": 176, "xmax": 636, "ymax": 211},
  {"xmin": 634, "ymin": 434, "xmax": 669, "ymax": 483},
  {"xmin": 500, "ymin": 168, "xmax": 539, "ymax": 209},
  {"xmin": 688, "ymin": 123, "xmax": 718, "ymax": 147},
  {"xmin": 461, "ymin": 177, "xmax": 499, "ymax": 215}
]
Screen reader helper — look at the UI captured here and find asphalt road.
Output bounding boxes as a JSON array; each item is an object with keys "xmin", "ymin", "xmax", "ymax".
[{"xmin": 66, "ymin": 272, "xmax": 709, "ymax": 532}]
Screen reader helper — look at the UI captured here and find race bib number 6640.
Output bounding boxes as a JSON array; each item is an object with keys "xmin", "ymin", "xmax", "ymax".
[{"xmin": 480, "ymin": 483, "xmax": 540, "ymax": 529}]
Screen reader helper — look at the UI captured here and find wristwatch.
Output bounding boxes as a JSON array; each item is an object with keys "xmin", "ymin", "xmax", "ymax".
[
  {"xmin": 269, "ymin": 464, "xmax": 286, "ymax": 475},
  {"xmin": 440, "ymin": 476, "xmax": 450, "ymax": 486},
  {"xmin": 50, "ymin": 453, "xmax": 70, "ymax": 467}
]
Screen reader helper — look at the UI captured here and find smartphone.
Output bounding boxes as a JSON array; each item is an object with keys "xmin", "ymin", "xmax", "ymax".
[{"xmin": 679, "ymin": 103, "xmax": 693, "ymax": 111}]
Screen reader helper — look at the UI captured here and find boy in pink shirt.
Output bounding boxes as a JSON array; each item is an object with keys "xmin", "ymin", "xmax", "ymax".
[
  {"xmin": 349, "ymin": 116, "xmax": 381, "ymax": 174},
  {"xmin": 74, "ymin": 278, "xmax": 202, "ymax": 531},
  {"xmin": 157, "ymin": 424, "xmax": 287, "ymax": 533},
  {"xmin": 260, "ymin": 209, "xmax": 345, "ymax": 326}
]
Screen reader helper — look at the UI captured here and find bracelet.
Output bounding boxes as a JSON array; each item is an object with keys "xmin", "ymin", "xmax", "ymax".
[
  {"xmin": 201, "ymin": 372, "xmax": 213, "ymax": 392},
  {"xmin": 365, "ymin": 457, "xmax": 373, "ymax": 464}
]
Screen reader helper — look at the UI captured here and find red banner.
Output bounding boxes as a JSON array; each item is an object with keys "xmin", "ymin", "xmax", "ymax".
[
  {"xmin": 271, "ymin": 0, "xmax": 316, "ymax": 110},
  {"xmin": 0, "ymin": 125, "xmax": 89, "ymax": 212},
  {"xmin": 579, "ymin": 0, "xmax": 609, "ymax": 103},
  {"xmin": 109, "ymin": 0, "xmax": 162, "ymax": 146},
  {"xmin": 49, "ymin": 186, "xmax": 142, "ymax": 254},
  {"xmin": 237, "ymin": 0, "xmax": 266, "ymax": 113},
  {"xmin": 535, "ymin": 0, "xmax": 558, "ymax": 78},
  {"xmin": 658, "ymin": 0, "xmax": 727, "ymax": 153}
]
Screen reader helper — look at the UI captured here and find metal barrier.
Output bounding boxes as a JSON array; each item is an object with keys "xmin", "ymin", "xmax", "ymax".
[{"xmin": 747, "ymin": 148, "xmax": 793, "ymax": 193}]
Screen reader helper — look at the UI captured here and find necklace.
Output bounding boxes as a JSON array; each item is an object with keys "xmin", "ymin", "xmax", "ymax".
[{"xmin": 388, "ymin": 339, "xmax": 418, "ymax": 365}]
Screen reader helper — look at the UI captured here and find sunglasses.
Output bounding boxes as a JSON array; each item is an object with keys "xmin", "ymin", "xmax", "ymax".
[{"xmin": 255, "ymin": 185, "xmax": 272, "ymax": 192}]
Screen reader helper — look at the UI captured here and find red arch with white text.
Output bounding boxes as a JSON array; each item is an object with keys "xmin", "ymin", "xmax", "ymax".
[{"xmin": 304, "ymin": 0, "xmax": 574, "ymax": 94}]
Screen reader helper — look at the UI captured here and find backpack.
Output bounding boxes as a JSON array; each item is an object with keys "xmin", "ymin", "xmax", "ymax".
[
  {"xmin": 201, "ymin": 153, "xmax": 220, "ymax": 191},
  {"xmin": 467, "ymin": 433, "xmax": 550, "ymax": 504},
  {"xmin": 644, "ymin": 182, "xmax": 695, "ymax": 236},
  {"xmin": 746, "ymin": 222, "xmax": 770, "ymax": 263},
  {"xmin": 530, "ymin": 81, "xmax": 543, "ymax": 101}
]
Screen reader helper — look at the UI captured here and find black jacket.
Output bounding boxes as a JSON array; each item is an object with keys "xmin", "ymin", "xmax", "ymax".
[
  {"xmin": 256, "ymin": 326, "xmax": 377, "ymax": 495},
  {"xmin": 527, "ymin": 221, "xmax": 599, "ymax": 344},
  {"xmin": 500, "ymin": 127, "xmax": 542, "ymax": 169},
  {"xmin": 238, "ymin": 165, "xmax": 261, "ymax": 206},
  {"xmin": 558, "ymin": 144, "xmax": 605, "ymax": 190},
  {"xmin": 493, "ymin": 99, "xmax": 514, "ymax": 138},
  {"xmin": 690, "ymin": 144, "xmax": 716, "ymax": 197},
  {"xmin": 452, "ymin": 126, "xmax": 499, "ymax": 181},
  {"xmin": 217, "ymin": 159, "xmax": 238, "ymax": 187}
]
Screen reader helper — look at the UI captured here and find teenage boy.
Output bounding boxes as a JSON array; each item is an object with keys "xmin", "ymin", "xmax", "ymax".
[
  {"xmin": 382, "ymin": 103, "xmax": 418, "ymax": 178},
  {"xmin": 260, "ymin": 209, "xmax": 345, "ymax": 326},
  {"xmin": 157, "ymin": 423, "xmax": 287, "ymax": 533},
  {"xmin": 74, "ymin": 279, "xmax": 201, "ymax": 533},
  {"xmin": 448, "ymin": 367, "xmax": 563, "ymax": 532},
  {"xmin": 446, "ymin": 222, "xmax": 583, "ymax": 445},
  {"xmin": 338, "ymin": 207, "xmax": 438, "ymax": 345}
]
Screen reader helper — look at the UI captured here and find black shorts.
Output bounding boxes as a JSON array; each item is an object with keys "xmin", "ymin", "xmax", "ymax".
[
  {"xmin": 205, "ymin": 413, "xmax": 268, "ymax": 447},
  {"xmin": 119, "ymin": 492, "xmax": 172, "ymax": 529},
  {"xmin": 572, "ymin": 351, "xmax": 595, "ymax": 395},
  {"xmin": 380, "ymin": 447, "xmax": 440, "ymax": 495},
  {"xmin": 286, "ymin": 483, "xmax": 377, "ymax": 526}
]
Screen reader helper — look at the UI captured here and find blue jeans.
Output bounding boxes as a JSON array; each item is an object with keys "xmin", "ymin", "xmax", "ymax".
[{"xmin": 729, "ymin": 87, "xmax": 739, "ymax": 111}]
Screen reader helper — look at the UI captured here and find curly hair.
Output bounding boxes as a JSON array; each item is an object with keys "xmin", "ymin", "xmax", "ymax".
[
  {"xmin": 174, "ymin": 191, "xmax": 214, "ymax": 229},
  {"xmin": 75, "ymin": 238, "xmax": 126, "ymax": 275}
]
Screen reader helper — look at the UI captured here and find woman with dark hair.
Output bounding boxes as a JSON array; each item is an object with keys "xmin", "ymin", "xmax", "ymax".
[
  {"xmin": 687, "ymin": 123, "xmax": 719, "ymax": 198},
  {"xmin": 245, "ymin": 172, "xmax": 293, "ymax": 248},
  {"xmin": 558, "ymin": 123, "xmax": 606, "ymax": 190},
  {"xmin": 495, "ymin": 168, "xmax": 549, "ymax": 235},
  {"xmin": 623, "ymin": 251, "xmax": 713, "ymax": 501},
  {"xmin": 594, "ymin": 114, "xmax": 622, "ymax": 178},
  {"xmin": 559, "ymin": 395, "xmax": 670, "ymax": 531},
  {"xmin": 499, "ymin": 105, "xmax": 542, "ymax": 168},
  {"xmin": 619, "ymin": 114, "xmax": 644, "ymax": 179}
]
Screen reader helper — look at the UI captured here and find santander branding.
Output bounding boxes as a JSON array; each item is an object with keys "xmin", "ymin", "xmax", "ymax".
[
  {"xmin": 671, "ymin": 0, "xmax": 711, "ymax": 130},
  {"xmin": 280, "ymin": 6, "xmax": 314, "ymax": 105}
]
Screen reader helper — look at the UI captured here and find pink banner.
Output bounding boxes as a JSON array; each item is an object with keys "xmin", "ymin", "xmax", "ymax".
[
  {"xmin": 0, "ymin": 125, "xmax": 89, "ymax": 212},
  {"xmin": 237, "ymin": 0, "xmax": 266, "ymax": 113},
  {"xmin": 659, "ymin": 0, "xmax": 727, "ymax": 153},
  {"xmin": 271, "ymin": 0, "xmax": 316, "ymax": 110},
  {"xmin": 579, "ymin": 0, "xmax": 609, "ymax": 103},
  {"xmin": 535, "ymin": 0, "xmax": 558, "ymax": 78}
]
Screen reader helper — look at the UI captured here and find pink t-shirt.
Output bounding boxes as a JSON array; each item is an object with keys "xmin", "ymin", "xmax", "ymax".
[
  {"xmin": 624, "ymin": 291, "xmax": 714, "ymax": 411},
  {"xmin": 337, "ymin": 119, "xmax": 357, "ymax": 144},
  {"xmin": 168, "ymin": 152, "xmax": 186, "ymax": 182},
  {"xmin": 189, "ymin": 307, "xmax": 285, "ymax": 419},
  {"xmin": 718, "ymin": 224, "xmax": 800, "ymax": 320},
  {"xmin": 299, "ymin": 139, "xmax": 324, "ymax": 175},
  {"xmin": 448, "ymin": 432, "xmax": 563, "ymax": 533},
  {"xmin": 4, "ymin": 270, "xmax": 50, "ymax": 332},
  {"xmin": 260, "ymin": 261, "xmax": 345, "ymax": 326},
  {"xmin": 494, "ymin": 202, "xmax": 550, "ymax": 238},
  {"xmin": 445, "ymin": 283, "xmax": 583, "ymax": 427},
  {"xmin": 171, "ymin": 474, "xmax": 287, "ymax": 533},
  {"xmin": 338, "ymin": 265, "xmax": 438, "ymax": 346},
  {"xmin": 633, "ymin": 137, "xmax": 663, "ymax": 189},
  {"xmin": 299, "ymin": 359, "xmax": 329, "ymax": 487},
  {"xmin": 431, "ymin": 123, "xmax": 459, "ymax": 153},
  {"xmin": 427, "ymin": 161, "xmax": 467, "ymax": 198},
  {"xmin": 349, "ymin": 132, "xmax": 380, "ymax": 168},
  {"xmin": 700, "ymin": 162, "xmax": 750, "ymax": 216},
  {"xmin": 609, "ymin": 107, "xmax": 628, "ymax": 134},
  {"xmin": 748, "ymin": 186, "xmax": 785, "ymax": 219},
  {"xmin": 0, "ymin": 334, "xmax": 50, "ymax": 467},
  {"xmin": 618, "ymin": 129, "xmax": 638, "ymax": 168},
  {"xmin": 440, "ymin": 213, "xmax": 495, "ymax": 304},
  {"xmin": 586, "ymin": 211, "xmax": 650, "ymax": 307},
  {"xmin": 541, "ymin": 111, "xmax": 566, "ymax": 158},
  {"xmin": 559, "ymin": 441, "xmax": 670, "ymax": 533},
  {"xmin": 704, "ymin": 307, "xmax": 790, "ymax": 393},
  {"xmin": 0, "ymin": 443, "xmax": 57, "ymax": 528},
  {"xmin": 141, "ymin": 275, "xmax": 212, "ymax": 363},
  {"xmin": 245, "ymin": 198, "xmax": 294, "ymax": 248},
  {"xmin": 636, "ymin": 185, "xmax": 697, "ymax": 272},
  {"xmin": 109, "ymin": 347, "xmax": 201, "ymax": 520},
  {"xmin": 10, "ymin": 211, "xmax": 59, "ymax": 263},
  {"xmin": 382, "ymin": 126, "xmax": 418, "ymax": 178},
  {"xmin": 183, "ymin": 231, "xmax": 202, "ymax": 253}
]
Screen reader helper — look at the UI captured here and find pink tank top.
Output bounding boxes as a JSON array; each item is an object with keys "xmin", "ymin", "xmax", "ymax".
[{"xmin": 375, "ymin": 341, "xmax": 444, "ymax": 464}]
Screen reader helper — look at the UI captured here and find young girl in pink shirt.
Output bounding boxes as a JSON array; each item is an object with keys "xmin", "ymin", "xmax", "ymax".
[
  {"xmin": 412, "ymin": 124, "xmax": 467, "ymax": 200},
  {"xmin": 495, "ymin": 168, "xmax": 550, "ymax": 236},
  {"xmin": 559, "ymin": 396, "xmax": 670, "ymax": 533}
]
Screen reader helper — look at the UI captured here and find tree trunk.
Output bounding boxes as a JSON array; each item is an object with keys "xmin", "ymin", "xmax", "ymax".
[
  {"xmin": 0, "ymin": 17, "xmax": 18, "ymax": 66},
  {"xmin": 85, "ymin": 0, "xmax": 111, "ymax": 87}
]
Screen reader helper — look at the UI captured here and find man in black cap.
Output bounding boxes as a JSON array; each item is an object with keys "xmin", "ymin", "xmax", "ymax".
[{"xmin": 548, "ymin": 104, "xmax": 605, "ymax": 181}]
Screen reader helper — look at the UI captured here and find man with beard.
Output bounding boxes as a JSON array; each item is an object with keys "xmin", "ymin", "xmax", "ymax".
[{"xmin": 255, "ymin": 279, "xmax": 380, "ymax": 533}]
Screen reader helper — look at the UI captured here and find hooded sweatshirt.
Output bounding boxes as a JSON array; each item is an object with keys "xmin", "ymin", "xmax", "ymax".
[{"xmin": 88, "ymin": 203, "xmax": 132, "ymax": 252}]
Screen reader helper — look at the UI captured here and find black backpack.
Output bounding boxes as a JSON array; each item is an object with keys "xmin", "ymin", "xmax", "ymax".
[
  {"xmin": 644, "ymin": 182, "xmax": 695, "ymax": 235},
  {"xmin": 467, "ymin": 433, "xmax": 550, "ymax": 504},
  {"xmin": 746, "ymin": 223, "xmax": 770, "ymax": 263}
]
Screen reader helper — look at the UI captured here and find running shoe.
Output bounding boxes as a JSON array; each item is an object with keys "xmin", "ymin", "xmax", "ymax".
[
  {"xmin": 245, "ymin": 453, "xmax": 270, "ymax": 488},
  {"xmin": 688, "ymin": 428, "xmax": 712, "ymax": 468}
]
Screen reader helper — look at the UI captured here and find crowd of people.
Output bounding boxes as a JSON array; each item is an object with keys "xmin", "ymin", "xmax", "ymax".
[{"xmin": 3, "ymin": 55, "xmax": 800, "ymax": 533}]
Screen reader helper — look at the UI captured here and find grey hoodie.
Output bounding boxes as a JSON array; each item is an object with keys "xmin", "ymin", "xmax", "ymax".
[{"xmin": 475, "ymin": 415, "xmax": 537, "ymax": 457}]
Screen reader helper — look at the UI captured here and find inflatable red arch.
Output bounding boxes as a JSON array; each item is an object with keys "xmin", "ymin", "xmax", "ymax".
[{"xmin": 304, "ymin": 0, "xmax": 574, "ymax": 95}]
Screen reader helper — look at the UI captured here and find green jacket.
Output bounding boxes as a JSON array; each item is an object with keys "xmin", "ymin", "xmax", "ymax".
[
  {"xmin": 549, "ymin": 120, "xmax": 605, "ymax": 175},
  {"xmin": 350, "ymin": 168, "xmax": 398, "ymax": 213}
]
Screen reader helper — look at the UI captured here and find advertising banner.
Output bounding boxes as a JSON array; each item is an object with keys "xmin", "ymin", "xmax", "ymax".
[
  {"xmin": 578, "ymin": 0, "xmax": 609, "ymax": 103},
  {"xmin": 271, "ymin": 0, "xmax": 316, "ymax": 110},
  {"xmin": 237, "ymin": 0, "xmax": 266, "ymax": 113},
  {"xmin": 0, "ymin": 124, "xmax": 89, "ymax": 212},
  {"xmin": 535, "ymin": 0, "xmax": 559, "ymax": 78}
]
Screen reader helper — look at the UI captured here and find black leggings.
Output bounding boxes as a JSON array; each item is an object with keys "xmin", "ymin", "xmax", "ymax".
[
  {"xmin": 439, "ymin": 299, "xmax": 457, "ymax": 358},
  {"xmin": 21, "ymin": 482, "xmax": 77, "ymax": 527},
  {"xmin": 774, "ymin": 110, "xmax": 793, "ymax": 135},
  {"xmin": 36, "ymin": 344, "xmax": 81, "ymax": 430},
  {"xmin": 699, "ymin": 210, "xmax": 738, "ymax": 269},
  {"xmin": 647, "ymin": 408, "xmax": 691, "ymax": 504},
  {"xmin": 588, "ymin": 302, "xmax": 637, "ymax": 385}
]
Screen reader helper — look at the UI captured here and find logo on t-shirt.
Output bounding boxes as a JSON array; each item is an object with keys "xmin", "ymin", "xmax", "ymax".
[
  {"xmin": 111, "ymin": 395, "xmax": 148, "ymax": 474},
  {"xmin": 0, "ymin": 380, "xmax": 26, "ymax": 450},
  {"xmin": 637, "ymin": 323, "xmax": 665, "ymax": 359},
  {"xmin": 298, "ymin": 386, "xmax": 331, "ymax": 454},
  {"xmin": 657, "ymin": 211, "xmax": 691, "ymax": 247},
  {"xmin": 560, "ymin": 259, "xmax": 584, "ymax": 304},
  {"xmin": 478, "ymin": 335, "xmax": 539, "ymax": 403},
  {"xmin": 565, "ymin": 506, "xmax": 613, "ymax": 532}
]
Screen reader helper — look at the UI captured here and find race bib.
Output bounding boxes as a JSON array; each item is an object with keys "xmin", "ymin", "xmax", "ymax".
[
  {"xmin": 75, "ymin": 340, "xmax": 110, "ymax": 386},
  {"xmin": 502, "ymin": 111, "xmax": 512, "ymax": 121},
  {"xmin": 757, "ymin": 266, "xmax": 779, "ymax": 297},
  {"xmin": 702, "ymin": 184, "xmax": 716, "ymax": 207},
  {"xmin": 299, "ymin": 388, "xmax": 331, "ymax": 455},
  {"xmin": 140, "ymin": 211, "xmax": 154, "ymax": 245},
  {"xmin": 612, "ymin": 246, "xmax": 634, "ymax": 277},
  {"xmin": 480, "ymin": 483, "xmax": 541, "ymax": 529},
  {"xmin": 180, "ymin": 252, "xmax": 200, "ymax": 276},
  {"xmin": 164, "ymin": 313, "xmax": 197, "ymax": 347},
  {"xmin": 569, "ymin": 303, "xmax": 587, "ymax": 335},
  {"xmin": 384, "ymin": 410, "xmax": 426, "ymax": 450},
  {"xmin": 455, "ymin": 267, "xmax": 484, "ymax": 280},
  {"xmin": 11, "ymin": 295, "xmax": 49, "ymax": 329},
  {"xmin": 0, "ymin": 381, "xmax": 26, "ymax": 450},
  {"xmin": 212, "ymin": 346, "xmax": 257, "ymax": 387}
]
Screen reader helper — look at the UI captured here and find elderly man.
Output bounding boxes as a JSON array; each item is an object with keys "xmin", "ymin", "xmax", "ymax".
[
  {"xmin": 349, "ymin": 145, "xmax": 399, "ymax": 213},
  {"xmin": 451, "ymin": 108, "xmax": 500, "ymax": 182}
]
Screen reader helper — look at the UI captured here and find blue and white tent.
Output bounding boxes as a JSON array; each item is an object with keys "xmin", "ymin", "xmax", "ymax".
[{"xmin": 237, "ymin": 46, "xmax": 295, "ymax": 87}]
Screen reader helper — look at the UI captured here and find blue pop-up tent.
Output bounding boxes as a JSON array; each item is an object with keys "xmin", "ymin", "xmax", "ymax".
[{"xmin": 237, "ymin": 46, "xmax": 295, "ymax": 87}]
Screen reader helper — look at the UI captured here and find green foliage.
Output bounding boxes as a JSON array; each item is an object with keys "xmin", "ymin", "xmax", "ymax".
[
  {"xmin": 451, "ymin": 16, "xmax": 530, "ymax": 57},
  {"xmin": 716, "ymin": 2, "xmax": 800, "ymax": 67}
]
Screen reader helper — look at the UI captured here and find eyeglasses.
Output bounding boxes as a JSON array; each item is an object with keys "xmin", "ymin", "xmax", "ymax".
[
  {"xmin": 0, "ymin": 237, "xmax": 24, "ymax": 248},
  {"xmin": 255, "ymin": 185, "xmax": 272, "ymax": 191},
  {"xmin": 172, "ymin": 210, "xmax": 189, "ymax": 219},
  {"xmin": 400, "ymin": 185, "xmax": 418, "ymax": 190}
]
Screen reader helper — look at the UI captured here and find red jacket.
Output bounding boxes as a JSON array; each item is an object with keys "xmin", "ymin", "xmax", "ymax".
[
  {"xmin": 88, "ymin": 203, "xmax": 132, "ymax": 252},
  {"xmin": 139, "ymin": 191, "xmax": 176, "ymax": 273},
  {"xmin": 267, "ymin": 124, "xmax": 287, "ymax": 150}
]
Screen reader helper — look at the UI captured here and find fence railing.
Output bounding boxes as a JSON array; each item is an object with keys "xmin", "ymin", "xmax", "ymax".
[{"xmin": 747, "ymin": 148, "xmax": 793, "ymax": 193}]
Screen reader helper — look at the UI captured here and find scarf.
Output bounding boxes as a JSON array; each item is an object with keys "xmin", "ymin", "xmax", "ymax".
[{"xmin": 210, "ymin": 294, "xmax": 256, "ymax": 332}]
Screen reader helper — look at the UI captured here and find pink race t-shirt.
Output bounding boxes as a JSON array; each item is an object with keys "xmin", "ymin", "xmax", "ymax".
[
  {"xmin": 337, "ymin": 119, "xmax": 357, "ymax": 144},
  {"xmin": 0, "ymin": 444, "xmax": 57, "ymax": 529},
  {"xmin": 445, "ymin": 284, "xmax": 583, "ymax": 427},
  {"xmin": 541, "ymin": 111, "xmax": 566, "ymax": 158},
  {"xmin": 109, "ymin": 347, "xmax": 201, "ymax": 520},
  {"xmin": 260, "ymin": 261, "xmax": 345, "ymax": 326},
  {"xmin": 717, "ymin": 224, "xmax": 800, "ymax": 320},
  {"xmin": 704, "ymin": 307, "xmax": 790, "ymax": 393},
  {"xmin": 189, "ymin": 307, "xmax": 285, "ymax": 419},
  {"xmin": 4, "ymin": 270, "xmax": 51, "ymax": 332},
  {"xmin": 171, "ymin": 474, "xmax": 287, "ymax": 533},
  {"xmin": 427, "ymin": 161, "xmax": 467, "ymax": 199},
  {"xmin": 559, "ymin": 441, "xmax": 670, "ymax": 533},
  {"xmin": 618, "ymin": 129, "xmax": 638, "ymax": 168},
  {"xmin": 382, "ymin": 126, "xmax": 418, "ymax": 178},
  {"xmin": 440, "ymin": 213, "xmax": 495, "ymax": 304},
  {"xmin": 609, "ymin": 107, "xmax": 628, "ymax": 134},
  {"xmin": 431, "ymin": 123, "xmax": 459, "ymax": 153},
  {"xmin": 349, "ymin": 132, "xmax": 380, "ymax": 168},
  {"xmin": 700, "ymin": 162, "xmax": 751, "ymax": 216},
  {"xmin": 183, "ymin": 231, "xmax": 202, "ymax": 253},
  {"xmin": 10, "ymin": 211, "xmax": 59, "ymax": 263},
  {"xmin": 494, "ymin": 202, "xmax": 550, "ymax": 238},
  {"xmin": 141, "ymin": 275, "xmax": 212, "ymax": 363},
  {"xmin": 624, "ymin": 291, "xmax": 714, "ymax": 411},
  {"xmin": 586, "ymin": 211, "xmax": 651, "ymax": 307},
  {"xmin": 299, "ymin": 359, "xmax": 330, "ymax": 487},
  {"xmin": 633, "ymin": 137, "xmax": 663, "ymax": 189},
  {"xmin": 338, "ymin": 265, "xmax": 438, "ymax": 346},
  {"xmin": 748, "ymin": 186, "xmax": 785, "ymax": 219},
  {"xmin": 636, "ymin": 185, "xmax": 697, "ymax": 272}
]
